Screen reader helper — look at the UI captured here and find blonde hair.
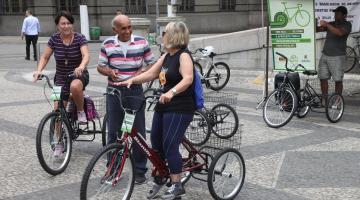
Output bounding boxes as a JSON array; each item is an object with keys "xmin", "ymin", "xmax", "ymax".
[{"xmin": 163, "ymin": 21, "xmax": 189, "ymax": 49}]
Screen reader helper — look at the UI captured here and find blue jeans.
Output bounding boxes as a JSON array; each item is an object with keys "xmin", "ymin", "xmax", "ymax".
[
  {"xmin": 150, "ymin": 111, "xmax": 193, "ymax": 174},
  {"xmin": 106, "ymin": 84, "xmax": 147, "ymax": 175}
]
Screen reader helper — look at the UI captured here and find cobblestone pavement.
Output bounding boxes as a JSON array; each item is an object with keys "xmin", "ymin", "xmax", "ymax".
[{"xmin": 1, "ymin": 39, "xmax": 360, "ymax": 200}]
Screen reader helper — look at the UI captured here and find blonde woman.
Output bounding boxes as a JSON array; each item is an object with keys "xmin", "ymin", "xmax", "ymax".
[{"xmin": 116, "ymin": 21, "xmax": 195, "ymax": 199}]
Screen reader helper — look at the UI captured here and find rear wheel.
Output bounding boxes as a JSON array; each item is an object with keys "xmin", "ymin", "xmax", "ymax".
[
  {"xmin": 80, "ymin": 143, "xmax": 135, "ymax": 200},
  {"xmin": 326, "ymin": 93, "xmax": 344, "ymax": 123},
  {"xmin": 297, "ymin": 89, "xmax": 310, "ymax": 118},
  {"xmin": 263, "ymin": 88, "xmax": 297, "ymax": 128},
  {"xmin": 185, "ymin": 110, "xmax": 211, "ymax": 146},
  {"xmin": 211, "ymin": 103, "xmax": 239, "ymax": 139},
  {"xmin": 344, "ymin": 46, "xmax": 357, "ymax": 73},
  {"xmin": 206, "ymin": 62, "xmax": 230, "ymax": 91},
  {"xmin": 208, "ymin": 148, "xmax": 245, "ymax": 200},
  {"xmin": 36, "ymin": 112, "xmax": 72, "ymax": 175}
]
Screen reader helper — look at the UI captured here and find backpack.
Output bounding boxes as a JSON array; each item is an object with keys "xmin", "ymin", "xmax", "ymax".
[{"xmin": 193, "ymin": 69, "xmax": 204, "ymax": 110}]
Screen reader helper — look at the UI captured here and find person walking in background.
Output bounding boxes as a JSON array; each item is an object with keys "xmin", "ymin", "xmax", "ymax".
[
  {"xmin": 316, "ymin": 6, "xmax": 352, "ymax": 105},
  {"xmin": 97, "ymin": 14, "xmax": 156, "ymax": 184},
  {"xmin": 116, "ymin": 9, "xmax": 124, "ymax": 15},
  {"xmin": 21, "ymin": 10, "xmax": 40, "ymax": 61}
]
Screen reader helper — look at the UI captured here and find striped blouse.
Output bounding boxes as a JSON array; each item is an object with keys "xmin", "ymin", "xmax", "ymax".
[{"xmin": 48, "ymin": 32, "xmax": 88, "ymax": 86}]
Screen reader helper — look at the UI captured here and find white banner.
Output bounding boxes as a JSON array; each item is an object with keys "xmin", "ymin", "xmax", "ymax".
[{"xmin": 315, "ymin": 0, "xmax": 360, "ymax": 32}]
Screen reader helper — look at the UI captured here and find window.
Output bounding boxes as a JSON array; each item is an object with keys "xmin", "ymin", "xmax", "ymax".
[
  {"xmin": 178, "ymin": 0, "xmax": 195, "ymax": 12},
  {"xmin": 0, "ymin": 0, "xmax": 33, "ymax": 14},
  {"xmin": 57, "ymin": 0, "xmax": 79, "ymax": 14},
  {"xmin": 125, "ymin": 0, "xmax": 146, "ymax": 14},
  {"xmin": 219, "ymin": 0, "xmax": 236, "ymax": 11}
]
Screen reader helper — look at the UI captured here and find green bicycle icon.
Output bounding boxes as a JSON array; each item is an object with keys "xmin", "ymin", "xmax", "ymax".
[{"xmin": 270, "ymin": 2, "xmax": 311, "ymax": 28}]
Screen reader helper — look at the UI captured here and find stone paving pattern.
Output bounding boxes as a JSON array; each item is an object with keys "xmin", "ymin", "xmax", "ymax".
[{"xmin": 1, "ymin": 39, "xmax": 360, "ymax": 200}]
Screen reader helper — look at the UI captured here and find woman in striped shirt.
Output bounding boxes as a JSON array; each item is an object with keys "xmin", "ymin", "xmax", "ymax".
[{"xmin": 33, "ymin": 11, "xmax": 90, "ymax": 156}]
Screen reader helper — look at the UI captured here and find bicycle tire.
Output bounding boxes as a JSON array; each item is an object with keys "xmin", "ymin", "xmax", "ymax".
[
  {"xmin": 185, "ymin": 110, "xmax": 211, "ymax": 146},
  {"xmin": 344, "ymin": 46, "xmax": 357, "ymax": 73},
  {"xmin": 101, "ymin": 114, "xmax": 108, "ymax": 146},
  {"xmin": 295, "ymin": 10, "xmax": 310, "ymax": 27},
  {"xmin": 206, "ymin": 62, "xmax": 230, "ymax": 91},
  {"xmin": 194, "ymin": 61, "xmax": 203, "ymax": 76},
  {"xmin": 80, "ymin": 143, "xmax": 135, "ymax": 200},
  {"xmin": 36, "ymin": 111, "xmax": 72, "ymax": 175},
  {"xmin": 296, "ymin": 89, "xmax": 310, "ymax": 118},
  {"xmin": 210, "ymin": 103, "xmax": 239, "ymax": 139},
  {"xmin": 263, "ymin": 87, "xmax": 298, "ymax": 128},
  {"xmin": 326, "ymin": 93, "xmax": 344, "ymax": 123},
  {"xmin": 207, "ymin": 148, "xmax": 245, "ymax": 200},
  {"xmin": 179, "ymin": 143, "xmax": 192, "ymax": 185}
]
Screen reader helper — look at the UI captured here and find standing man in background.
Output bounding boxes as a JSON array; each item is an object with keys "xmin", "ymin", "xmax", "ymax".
[
  {"xmin": 316, "ymin": 6, "xmax": 351, "ymax": 105},
  {"xmin": 21, "ymin": 10, "xmax": 40, "ymax": 61}
]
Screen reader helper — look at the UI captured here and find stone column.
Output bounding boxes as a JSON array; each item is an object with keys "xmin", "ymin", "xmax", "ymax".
[
  {"xmin": 130, "ymin": 18, "xmax": 151, "ymax": 38},
  {"xmin": 156, "ymin": 16, "xmax": 186, "ymax": 42}
]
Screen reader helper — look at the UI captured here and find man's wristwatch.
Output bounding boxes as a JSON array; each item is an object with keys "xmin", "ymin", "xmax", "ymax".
[{"xmin": 171, "ymin": 88, "xmax": 177, "ymax": 95}]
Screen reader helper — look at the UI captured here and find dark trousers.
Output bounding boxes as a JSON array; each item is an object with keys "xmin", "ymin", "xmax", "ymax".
[
  {"xmin": 106, "ymin": 84, "xmax": 147, "ymax": 175},
  {"xmin": 150, "ymin": 111, "xmax": 193, "ymax": 174},
  {"xmin": 25, "ymin": 35, "xmax": 38, "ymax": 59}
]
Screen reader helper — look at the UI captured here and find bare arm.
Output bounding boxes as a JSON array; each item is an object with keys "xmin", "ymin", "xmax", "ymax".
[
  {"xmin": 320, "ymin": 20, "xmax": 348, "ymax": 36},
  {"xmin": 33, "ymin": 46, "xmax": 53, "ymax": 81}
]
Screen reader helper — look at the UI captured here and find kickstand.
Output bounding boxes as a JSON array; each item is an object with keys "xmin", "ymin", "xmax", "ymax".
[{"xmin": 256, "ymin": 97, "xmax": 266, "ymax": 110}]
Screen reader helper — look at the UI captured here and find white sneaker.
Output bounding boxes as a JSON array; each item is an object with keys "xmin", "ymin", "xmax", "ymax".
[
  {"xmin": 53, "ymin": 143, "xmax": 64, "ymax": 157},
  {"xmin": 77, "ymin": 111, "xmax": 87, "ymax": 124}
]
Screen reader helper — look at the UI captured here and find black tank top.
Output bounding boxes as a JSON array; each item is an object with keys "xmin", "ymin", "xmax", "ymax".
[{"xmin": 155, "ymin": 48, "xmax": 195, "ymax": 114}]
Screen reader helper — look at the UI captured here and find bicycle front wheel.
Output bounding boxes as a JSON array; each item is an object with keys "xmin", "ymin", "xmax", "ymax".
[
  {"xmin": 36, "ymin": 112, "xmax": 72, "ymax": 175},
  {"xmin": 344, "ymin": 46, "xmax": 357, "ymax": 73},
  {"xmin": 80, "ymin": 143, "xmax": 135, "ymax": 200},
  {"xmin": 208, "ymin": 148, "xmax": 245, "ymax": 200},
  {"xmin": 263, "ymin": 88, "xmax": 297, "ymax": 128},
  {"xmin": 185, "ymin": 110, "xmax": 211, "ymax": 146},
  {"xmin": 206, "ymin": 62, "xmax": 230, "ymax": 91},
  {"xmin": 211, "ymin": 103, "xmax": 239, "ymax": 139},
  {"xmin": 101, "ymin": 114, "xmax": 108, "ymax": 146},
  {"xmin": 296, "ymin": 89, "xmax": 310, "ymax": 118},
  {"xmin": 326, "ymin": 93, "xmax": 344, "ymax": 123}
]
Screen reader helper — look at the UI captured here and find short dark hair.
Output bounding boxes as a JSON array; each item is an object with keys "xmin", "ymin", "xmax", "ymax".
[
  {"xmin": 26, "ymin": 10, "xmax": 32, "ymax": 15},
  {"xmin": 55, "ymin": 10, "xmax": 74, "ymax": 25}
]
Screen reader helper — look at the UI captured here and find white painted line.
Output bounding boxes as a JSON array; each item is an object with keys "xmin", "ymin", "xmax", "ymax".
[{"xmin": 272, "ymin": 151, "xmax": 286, "ymax": 188}]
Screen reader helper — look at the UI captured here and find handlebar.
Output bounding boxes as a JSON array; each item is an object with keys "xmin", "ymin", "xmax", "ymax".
[
  {"xmin": 106, "ymin": 86, "xmax": 146, "ymax": 114},
  {"xmin": 275, "ymin": 52, "xmax": 307, "ymax": 72},
  {"xmin": 189, "ymin": 48, "xmax": 205, "ymax": 55}
]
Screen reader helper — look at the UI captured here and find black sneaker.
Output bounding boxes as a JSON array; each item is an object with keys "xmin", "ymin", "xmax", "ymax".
[
  {"xmin": 135, "ymin": 173, "xmax": 147, "ymax": 185},
  {"xmin": 161, "ymin": 182, "xmax": 185, "ymax": 199}
]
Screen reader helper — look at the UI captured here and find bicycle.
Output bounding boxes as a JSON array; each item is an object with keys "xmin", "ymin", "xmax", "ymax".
[
  {"xmin": 263, "ymin": 52, "xmax": 345, "ymax": 128},
  {"xmin": 80, "ymin": 87, "xmax": 245, "ymax": 200},
  {"xmin": 344, "ymin": 34, "xmax": 360, "ymax": 72},
  {"xmin": 191, "ymin": 46, "xmax": 231, "ymax": 91},
  {"xmin": 271, "ymin": 2, "xmax": 310, "ymax": 28},
  {"xmin": 35, "ymin": 74, "xmax": 106, "ymax": 175}
]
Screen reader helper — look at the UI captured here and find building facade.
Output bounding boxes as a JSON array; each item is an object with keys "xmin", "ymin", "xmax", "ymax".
[{"xmin": 0, "ymin": 0, "xmax": 267, "ymax": 36}]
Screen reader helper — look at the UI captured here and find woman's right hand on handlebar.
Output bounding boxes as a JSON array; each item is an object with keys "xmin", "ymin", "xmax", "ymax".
[{"xmin": 32, "ymin": 71, "xmax": 42, "ymax": 82}]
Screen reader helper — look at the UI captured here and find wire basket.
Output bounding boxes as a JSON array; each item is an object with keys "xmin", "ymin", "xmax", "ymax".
[
  {"xmin": 199, "ymin": 124, "xmax": 243, "ymax": 156},
  {"xmin": 203, "ymin": 91, "xmax": 238, "ymax": 109},
  {"xmin": 91, "ymin": 95, "xmax": 106, "ymax": 118}
]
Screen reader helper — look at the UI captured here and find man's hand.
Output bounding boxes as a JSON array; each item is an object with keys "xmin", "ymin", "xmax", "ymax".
[{"xmin": 319, "ymin": 20, "xmax": 328, "ymax": 28}]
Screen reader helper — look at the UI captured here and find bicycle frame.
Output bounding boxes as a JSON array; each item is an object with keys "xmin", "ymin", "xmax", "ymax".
[{"xmin": 282, "ymin": 2, "xmax": 302, "ymax": 21}]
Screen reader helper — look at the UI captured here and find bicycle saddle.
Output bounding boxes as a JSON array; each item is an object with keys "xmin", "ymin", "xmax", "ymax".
[{"xmin": 303, "ymin": 70, "xmax": 317, "ymax": 76}]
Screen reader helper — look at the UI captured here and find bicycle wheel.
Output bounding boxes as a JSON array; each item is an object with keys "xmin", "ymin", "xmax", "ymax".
[
  {"xmin": 36, "ymin": 111, "xmax": 72, "ymax": 175},
  {"xmin": 194, "ymin": 61, "xmax": 203, "ymax": 76},
  {"xmin": 101, "ymin": 114, "xmax": 108, "ymax": 146},
  {"xmin": 210, "ymin": 103, "xmax": 239, "ymax": 139},
  {"xmin": 208, "ymin": 148, "xmax": 245, "ymax": 200},
  {"xmin": 344, "ymin": 46, "xmax": 357, "ymax": 73},
  {"xmin": 185, "ymin": 110, "xmax": 211, "ymax": 146},
  {"xmin": 179, "ymin": 143, "xmax": 192, "ymax": 185},
  {"xmin": 263, "ymin": 87, "xmax": 298, "ymax": 128},
  {"xmin": 80, "ymin": 143, "xmax": 135, "ymax": 200},
  {"xmin": 296, "ymin": 89, "xmax": 310, "ymax": 118},
  {"xmin": 144, "ymin": 88, "xmax": 157, "ymax": 133},
  {"xmin": 295, "ymin": 10, "xmax": 310, "ymax": 27},
  {"xmin": 326, "ymin": 93, "xmax": 344, "ymax": 123},
  {"xmin": 206, "ymin": 62, "xmax": 230, "ymax": 91}
]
